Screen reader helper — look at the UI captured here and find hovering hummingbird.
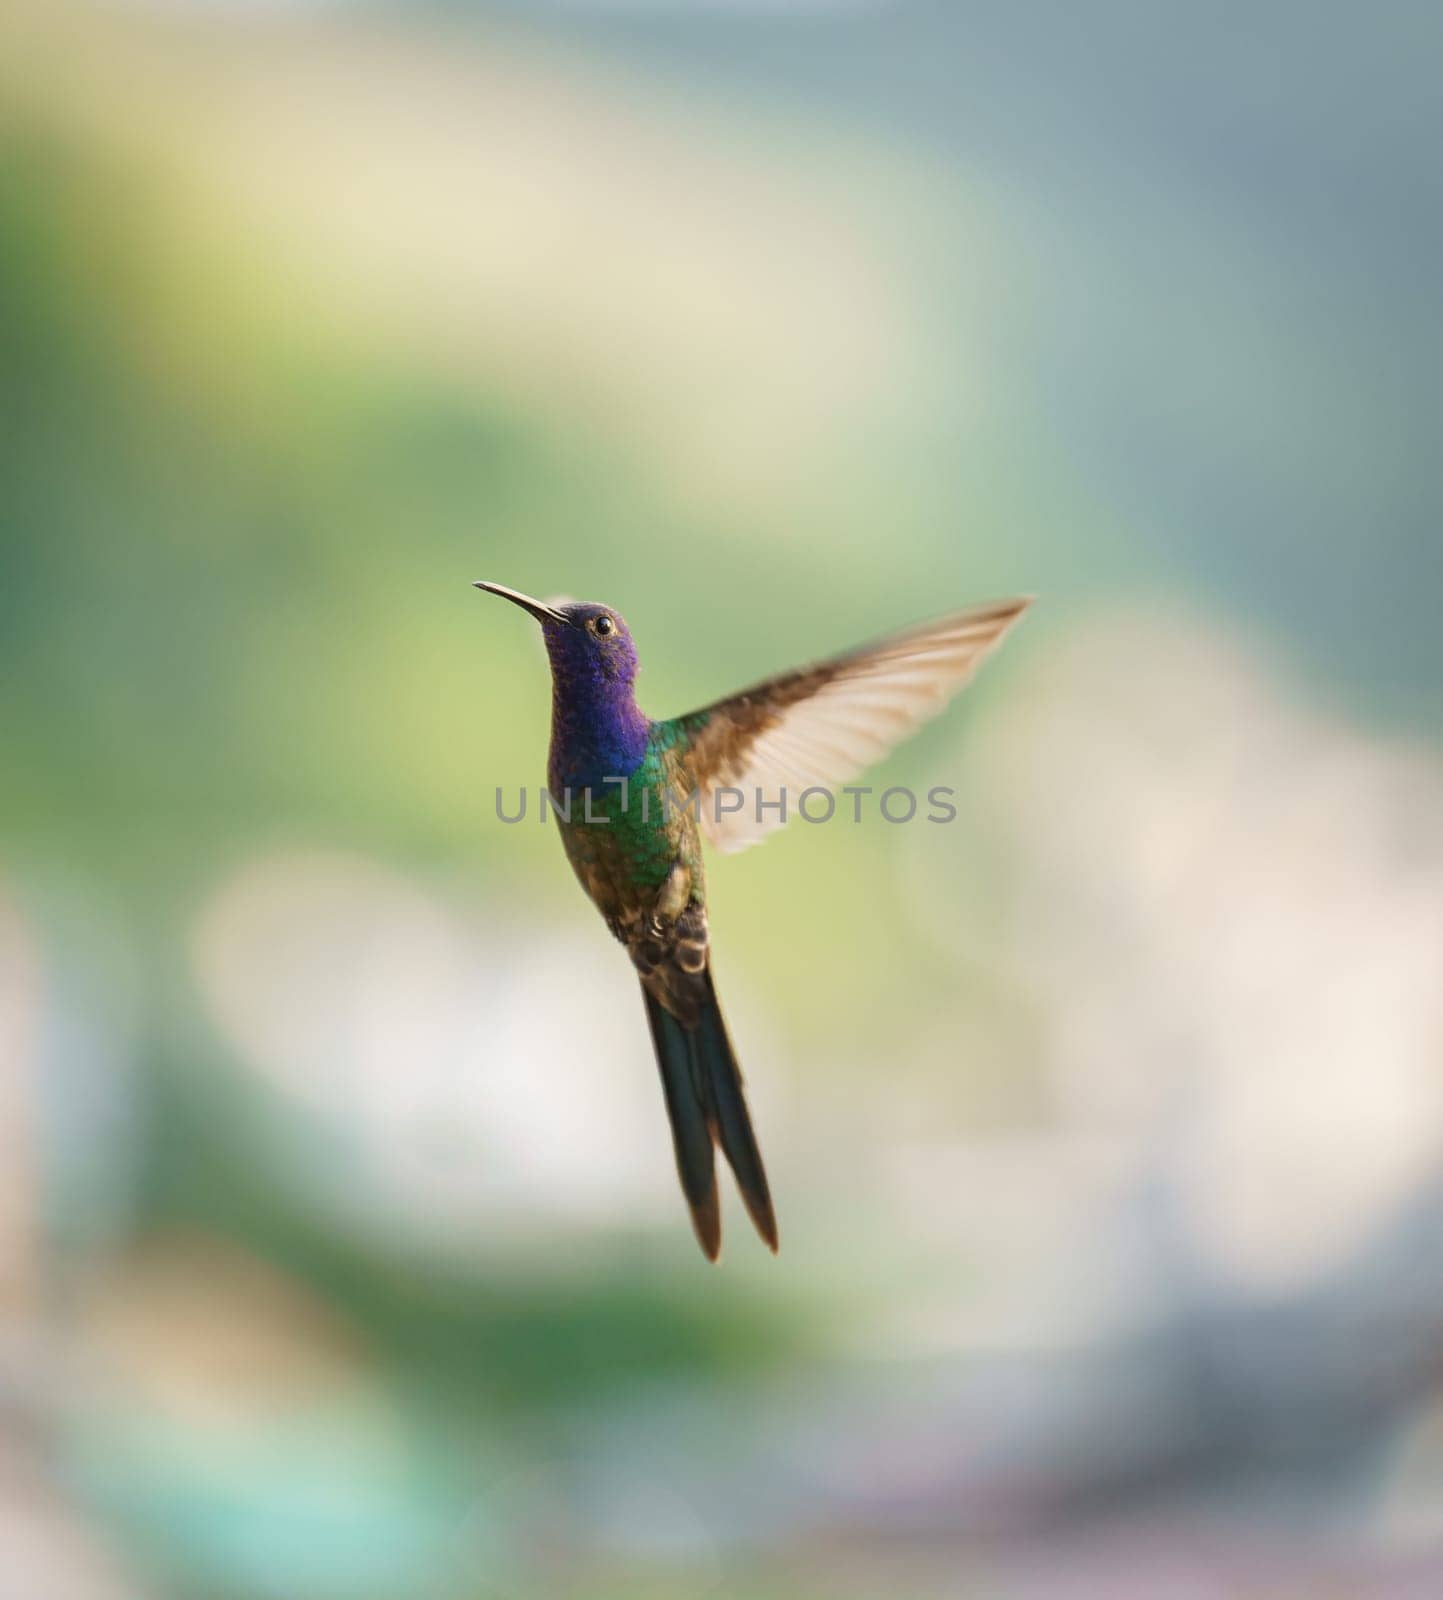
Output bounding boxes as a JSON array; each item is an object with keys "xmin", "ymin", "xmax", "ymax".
[{"xmin": 474, "ymin": 581, "xmax": 1031, "ymax": 1260}]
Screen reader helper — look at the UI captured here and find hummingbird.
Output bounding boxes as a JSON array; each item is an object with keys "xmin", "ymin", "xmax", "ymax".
[{"xmin": 474, "ymin": 581, "xmax": 1031, "ymax": 1260}]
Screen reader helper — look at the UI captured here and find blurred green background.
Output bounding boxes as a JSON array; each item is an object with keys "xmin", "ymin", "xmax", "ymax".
[{"xmin": 4, "ymin": 2, "xmax": 1443, "ymax": 1596}]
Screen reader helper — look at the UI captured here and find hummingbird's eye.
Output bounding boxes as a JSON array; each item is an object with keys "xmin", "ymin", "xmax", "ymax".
[{"xmin": 592, "ymin": 614, "xmax": 616, "ymax": 638}]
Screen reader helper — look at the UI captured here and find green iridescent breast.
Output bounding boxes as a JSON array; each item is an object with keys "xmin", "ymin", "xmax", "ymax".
[{"xmin": 553, "ymin": 730, "xmax": 704, "ymax": 922}]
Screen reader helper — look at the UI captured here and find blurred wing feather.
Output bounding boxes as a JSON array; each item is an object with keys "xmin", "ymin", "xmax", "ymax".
[{"xmin": 672, "ymin": 597, "xmax": 1031, "ymax": 853}]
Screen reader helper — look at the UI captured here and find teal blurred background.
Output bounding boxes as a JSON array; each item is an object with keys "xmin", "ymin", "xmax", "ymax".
[{"xmin": 4, "ymin": 2, "xmax": 1443, "ymax": 1596}]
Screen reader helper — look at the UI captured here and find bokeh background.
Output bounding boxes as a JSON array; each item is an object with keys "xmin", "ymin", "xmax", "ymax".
[{"xmin": 4, "ymin": 2, "xmax": 1443, "ymax": 1596}]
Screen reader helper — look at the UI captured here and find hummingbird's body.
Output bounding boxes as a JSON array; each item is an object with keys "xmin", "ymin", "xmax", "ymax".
[{"xmin": 475, "ymin": 580, "xmax": 1030, "ymax": 1260}]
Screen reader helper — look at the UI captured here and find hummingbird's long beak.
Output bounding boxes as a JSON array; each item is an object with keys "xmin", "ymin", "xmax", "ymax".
[{"xmin": 472, "ymin": 582, "xmax": 570, "ymax": 626}]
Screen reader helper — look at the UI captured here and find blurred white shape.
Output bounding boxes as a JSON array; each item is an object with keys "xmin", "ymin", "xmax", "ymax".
[
  {"xmin": 874, "ymin": 1130, "xmax": 1155, "ymax": 1353},
  {"xmin": 191, "ymin": 850, "xmax": 676, "ymax": 1243},
  {"xmin": 588, "ymin": 1474, "xmax": 720, "ymax": 1569},
  {"xmin": 0, "ymin": 893, "xmax": 151, "ymax": 1600},
  {"xmin": 0, "ymin": 1434, "xmax": 150, "ymax": 1600},
  {"xmin": 906, "ymin": 609, "xmax": 1443, "ymax": 1297},
  {"xmin": 1375, "ymin": 1396, "xmax": 1443, "ymax": 1554},
  {"xmin": 0, "ymin": 890, "xmax": 41, "ymax": 1319}
]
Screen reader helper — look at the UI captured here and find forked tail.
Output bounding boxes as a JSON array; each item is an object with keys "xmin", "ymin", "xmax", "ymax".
[{"xmin": 642, "ymin": 970, "xmax": 778, "ymax": 1262}]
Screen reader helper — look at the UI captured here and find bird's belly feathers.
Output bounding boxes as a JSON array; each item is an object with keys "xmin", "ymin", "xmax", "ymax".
[
  {"xmin": 548, "ymin": 737, "xmax": 702, "ymax": 935},
  {"xmin": 556, "ymin": 785, "xmax": 694, "ymax": 930}
]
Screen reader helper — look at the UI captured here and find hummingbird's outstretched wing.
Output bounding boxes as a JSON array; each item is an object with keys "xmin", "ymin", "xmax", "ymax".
[{"xmin": 667, "ymin": 597, "xmax": 1032, "ymax": 853}]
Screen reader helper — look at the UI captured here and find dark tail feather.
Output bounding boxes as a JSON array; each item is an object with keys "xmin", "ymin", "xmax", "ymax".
[
  {"xmin": 694, "ymin": 969, "xmax": 778, "ymax": 1254},
  {"xmin": 643, "ymin": 973, "xmax": 778, "ymax": 1261},
  {"xmin": 643, "ymin": 985, "xmax": 721, "ymax": 1260}
]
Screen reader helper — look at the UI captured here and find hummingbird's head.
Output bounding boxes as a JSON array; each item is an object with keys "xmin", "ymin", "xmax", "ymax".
[{"xmin": 473, "ymin": 583, "xmax": 638, "ymax": 689}]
